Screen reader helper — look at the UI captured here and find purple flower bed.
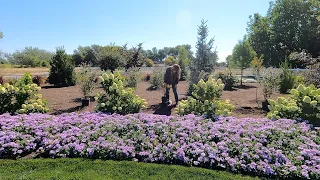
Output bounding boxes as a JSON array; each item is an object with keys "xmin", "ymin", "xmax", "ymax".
[{"xmin": 0, "ymin": 112, "xmax": 319, "ymax": 179}]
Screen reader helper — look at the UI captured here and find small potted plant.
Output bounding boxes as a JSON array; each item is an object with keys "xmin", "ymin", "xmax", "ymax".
[{"xmin": 77, "ymin": 63, "xmax": 97, "ymax": 107}]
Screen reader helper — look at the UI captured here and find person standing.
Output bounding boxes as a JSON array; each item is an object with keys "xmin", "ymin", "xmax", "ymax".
[{"xmin": 164, "ymin": 64, "xmax": 181, "ymax": 105}]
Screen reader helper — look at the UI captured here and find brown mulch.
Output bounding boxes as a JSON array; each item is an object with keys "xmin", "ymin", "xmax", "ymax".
[{"xmin": 40, "ymin": 81, "xmax": 287, "ymax": 118}]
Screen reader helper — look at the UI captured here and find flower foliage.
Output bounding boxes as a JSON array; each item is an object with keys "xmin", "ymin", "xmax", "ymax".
[
  {"xmin": 95, "ymin": 71, "xmax": 147, "ymax": 114},
  {"xmin": 0, "ymin": 73, "xmax": 48, "ymax": 114},
  {"xmin": 0, "ymin": 112, "xmax": 318, "ymax": 179},
  {"xmin": 176, "ymin": 77, "xmax": 234, "ymax": 118},
  {"xmin": 267, "ymin": 84, "xmax": 320, "ymax": 126}
]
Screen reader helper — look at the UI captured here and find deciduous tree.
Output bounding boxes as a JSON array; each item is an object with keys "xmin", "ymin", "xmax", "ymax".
[{"xmin": 231, "ymin": 36, "xmax": 256, "ymax": 85}]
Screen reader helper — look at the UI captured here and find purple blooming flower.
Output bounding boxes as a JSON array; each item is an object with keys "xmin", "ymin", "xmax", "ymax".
[{"xmin": 0, "ymin": 112, "xmax": 318, "ymax": 179}]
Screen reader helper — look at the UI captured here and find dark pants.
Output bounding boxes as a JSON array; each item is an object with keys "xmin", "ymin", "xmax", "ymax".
[{"xmin": 165, "ymin": 84, "xmax": 178, "ymax": 103}]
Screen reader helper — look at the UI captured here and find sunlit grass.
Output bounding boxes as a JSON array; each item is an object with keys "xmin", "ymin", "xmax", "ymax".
[{"xmin": 0, "ymin": 158, "xmax": 260, "ymax": 180}]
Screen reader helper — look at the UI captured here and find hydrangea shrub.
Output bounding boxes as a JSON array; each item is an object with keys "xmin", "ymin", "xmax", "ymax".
[
  {"xmin": 95, "ymin": 71, "xmax": 147, "ymax": 114},
  {"xmin": 267, "ymin": 84, "xmax": 320, "ymax": 125},
  {"xmin": 176, "ymin": 77, "xmax": 234, "ymax": 118},
  {"xmin": 0, "ymin": 81, "xmax": 48, "ymax": 114}
]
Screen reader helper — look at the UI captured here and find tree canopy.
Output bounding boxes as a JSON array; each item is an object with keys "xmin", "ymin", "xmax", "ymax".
[
  {"xmin": 247, "ymin": 0, "xmax": 320, "ymax": 67},
  {"xmin": 231, "ymin": 36, "xmax": 256, "ymax": 85},
  {"xmin": 6, "ymin": 47, "xmax": 53, "ymax": 67}
]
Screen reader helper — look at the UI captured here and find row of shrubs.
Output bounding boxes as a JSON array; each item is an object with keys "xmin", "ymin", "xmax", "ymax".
[
  {"xmin": 0, "ymin": 74, "xmax": 47, "ymax": 87},
  {"xmin": 1, "ymin": 64, "xmax": 319, "ymax": 127}
]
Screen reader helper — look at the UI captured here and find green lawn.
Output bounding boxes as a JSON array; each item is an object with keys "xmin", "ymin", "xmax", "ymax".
[{"xmin": 0, "ymin": 158, "xmax": 260, "ymax": 180}]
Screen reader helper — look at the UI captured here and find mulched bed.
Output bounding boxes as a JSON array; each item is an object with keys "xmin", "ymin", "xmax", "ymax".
[{"xmin": 40, "ymin": 81, "xmax": 286, "ymax": 118}]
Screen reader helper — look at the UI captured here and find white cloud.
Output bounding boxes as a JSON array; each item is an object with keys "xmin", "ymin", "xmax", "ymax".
[{"xmin": 176, "ymin": 9, "xmax": 192, "ymax": 29}]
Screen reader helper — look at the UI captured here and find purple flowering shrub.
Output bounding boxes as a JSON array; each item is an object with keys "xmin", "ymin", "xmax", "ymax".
[{"xmin": 0, "ymin": 112, "xmax": 319, "ymax": 179}]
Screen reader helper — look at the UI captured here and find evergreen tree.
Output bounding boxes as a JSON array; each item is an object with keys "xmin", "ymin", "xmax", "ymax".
[
  {"xmin": 48, "ymin": 48, "xmax": 76, "ymax": 87},
  {"xmin": 177, "ymin": 46, "xmax": 189, "ymax": 80},
  {"xmin": 189, "ymin": 19, "xmax": 218, "ymax": 93}
]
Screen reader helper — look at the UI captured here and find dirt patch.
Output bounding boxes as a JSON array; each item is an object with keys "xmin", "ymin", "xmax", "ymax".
[{"xmin": 40, "ymin": 81, "xmax": 286, "ymax": 118}]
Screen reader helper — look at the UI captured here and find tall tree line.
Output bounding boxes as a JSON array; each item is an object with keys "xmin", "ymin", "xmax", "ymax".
[{"xmin": 246, "ymin": 0, "xmax": 320, "ymax": 67}]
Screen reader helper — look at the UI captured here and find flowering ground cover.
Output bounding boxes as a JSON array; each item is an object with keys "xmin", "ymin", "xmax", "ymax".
[{"xmin": 0, "ymin": 112, "xmax": 319, "ymax": 179}]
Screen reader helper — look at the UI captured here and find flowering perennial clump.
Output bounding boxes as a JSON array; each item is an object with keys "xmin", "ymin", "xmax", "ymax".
[
  {"xmin": 176, "ymin": 77, "xmax": 234, "ymax": 118},
  {"xmin": 0, "ymin": 112, "xmax": 318, "ymax": 179},
  {"xmin": 267, "ymin": 84, "xmax": 320, "ymax": 126},
  {"xmin": 0, "ymin": 73, "xmax": 48, "ymax": 114},
  {"xmin": 95, "ymin": 71, "xmax": 147, "ymax": 114}
]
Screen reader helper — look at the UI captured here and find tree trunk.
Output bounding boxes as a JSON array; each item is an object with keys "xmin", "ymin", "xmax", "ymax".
[{"xmin": 240, "ymin": 68, "xmax": 243, "ymax": 86}]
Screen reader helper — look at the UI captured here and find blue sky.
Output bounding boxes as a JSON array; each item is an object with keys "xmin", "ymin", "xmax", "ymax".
[{"xmin": 0, "ymin": 0, "xmax": 270, "ymax": 62}]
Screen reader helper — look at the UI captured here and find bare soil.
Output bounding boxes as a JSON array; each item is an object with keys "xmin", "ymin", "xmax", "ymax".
[{"xmin": 40, "ymin": 81, "xmax": 287, "ymax": 118}]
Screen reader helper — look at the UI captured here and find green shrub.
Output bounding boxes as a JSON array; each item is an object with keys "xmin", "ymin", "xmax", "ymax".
[
  {"xmin": 294, "ymin": 75, "xmax": 305, "ymax": 88},
  {"xmin": 262, "ymin": 68, "xmax": 280, "ymax": 100},
  {"xmin": 124, "ymin": 68, "xmax": 140, "ymax": 88},
  {"xmin": 187, "ymin": 70, "xmax": 211, "ymax": 95},
  {"xmin": 5, "ymin": 78, "xmax": 18, "ymax": 85},
  {"xmin": 95, "ymin": 71, "xmax": 147, "ymax": 115},
  {"xmin": 18, "ymin": 72, "xmax": 33, "ymax": 86},
  {"xmin": 267, "ymin": 84, "xmax": 320, "ymax": 125},
  {"xmin": 304, "ymin": 66, "xmax": 320, "ymax": 88},
  {"xmin": 0, "ymin": 74, "xmax": 48, "ymax": 114},
  {"xmin": 215, "ymin": 69, "xmax": 236, "ymax": 90},
  {"xmin": 149, "ymin": 68, "xmax": 164, "ymax": 90},
  {"xmin": 145, "ymin": 59, "xmax": 154, "ymax": 67},
  {"xmin": 0, "ymin": 63, "xmax": 12, "ymax": 68},
  {"xmin": 48, "ymin": 48, "xmax": 76, "ymax": 87},
  {"xmin": 77, "ymin": 63, "xmax": 97, "ymax": 99},
  {"xmin": 176, "ymin": 77, "xmax": 234, "ymax": 119},
  {"xmin": 177, "ymin": 46, "xmax": 189, "ymax": 81},
  {"xmin": 279, "ymin": 60, "xmax": 296, "ymax": 93},
  {"xmin": 32, "ymin": 75, "xmax": 45, "ymax": 86},
  {"xmin": 164, "ymin": 56, "xmax": 177, "ymax": 66},
  {"xmin": 99, "ymin": 46, "xmax": 127, "ymax": 72}
]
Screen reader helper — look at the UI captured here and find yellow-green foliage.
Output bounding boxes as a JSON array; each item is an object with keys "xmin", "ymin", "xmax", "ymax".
[
  {"xmin": 176, "ymin": 77, "xmax": 234, "ymax": 118},
  {"xmin": 164, "ymin": 56, "xmax": 177, "ymax": 66},
  {"xmin": 294, "ymin": 75, "xmax": 305, "ymax": 88},
  {"xmin": 19, "ymin": 93, "xmax": 48, "ymax": 114},
  {"xmin": 0, "ymin": 75, "xmax": 48, "ymax": 114},
  {"xmin": 145, "ymin": 59, "xmax": 155, "ymax": 67},
  {"xmin": 267, "ymin": 84, "xmax": 320, "ymax": 125},
  {"xmin": 95, "ymin": 71, "xmax": 147, "ymax": 115}
]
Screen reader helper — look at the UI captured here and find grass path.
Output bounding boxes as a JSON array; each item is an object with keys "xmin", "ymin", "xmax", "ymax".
[{"xmin": 0, "ymin": 158, "xmax": 260, "ymax": 180}]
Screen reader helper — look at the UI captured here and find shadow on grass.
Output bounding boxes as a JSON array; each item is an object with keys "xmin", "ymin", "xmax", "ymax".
[{"xmin": 51, "ymin": 106, "xmax": 84, "ymax": 115}]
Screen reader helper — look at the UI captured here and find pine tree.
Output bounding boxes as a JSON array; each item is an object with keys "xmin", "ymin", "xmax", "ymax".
[
  {"xmin": 48, "ymin": 48, "xmax": 76, "ymax": 87},
  {"xmin": 189, "ymin": 19, "xmax": 218, "ymax": 93}
]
